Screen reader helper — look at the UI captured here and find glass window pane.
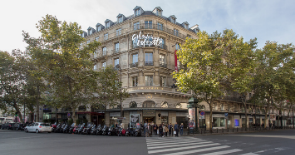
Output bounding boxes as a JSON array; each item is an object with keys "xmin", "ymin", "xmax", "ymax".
[{"xmin": 133, "ymin": 54, "xmax": 138, "ymax": 63}]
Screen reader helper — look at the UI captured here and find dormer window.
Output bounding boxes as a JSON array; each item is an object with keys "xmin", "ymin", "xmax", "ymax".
[
  {"xmin": 171, "ymin": 18, "xmax": 175, "ymax": 24},
  {"xmin": 97, "ymin": 26, "xmax": 101, "ymax": 32},
  {"xmin": 135, "ymin": 9, "xmax": 141, "ymax": 16},
  {"xmin": 106, "ymin": 22, "xmax": 110, "ymax": 28},
  {"xmin": 119, "ymin": 17, "xmax": 123, "ymax": 23},
  {"xmin": 88, "ymin": 30, "xmax": 92, "ymax": 35},
  {"xmin": 153, "ymin": 7, "xmax": 163, "ymax": 17}
]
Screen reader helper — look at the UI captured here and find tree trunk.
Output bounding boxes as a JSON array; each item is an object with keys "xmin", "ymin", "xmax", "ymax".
[
  {"xmin": 15, "ymin": 104, "xmax": 23, "ymax": 123},
  {"xmin": 265, "ymin": 103, "xmax": 270, "ymax": 129},
  {"xmin": 243, "ymin": 102, "xmax": 248, "ymax": 131},
  {"xmin": 209, "ymin": 103, "xmax": 213, "ymax": 133},
  {"xmin": 71, "ymin": 107, "xmax": 76, "ymax": 124},
  {"xmin": 36, "ymin": 85, "xmax": 40, "ymax": 122}
]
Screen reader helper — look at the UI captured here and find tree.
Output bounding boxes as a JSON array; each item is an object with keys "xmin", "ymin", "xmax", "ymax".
[
  {"xmin": 0, "ymin": 50, "xmax": 28, "ymax": 123},
  {"xmin": 224, "ymin": 29, "xmax": 257, "ymax": 130},
  {"xmin": 173, "ymin": 31, "xmax": 227, "ymax": 133},
  {"xmin": 91, "ymin": 66, "xmax": 129, "ymax": 117},
  {"xmin": 253, "ymin": 41, "xmax": 294, "ymax": 129},
  {"xmin": 23, "ymin": 15, "xmax": 101, "ymax": 123}
]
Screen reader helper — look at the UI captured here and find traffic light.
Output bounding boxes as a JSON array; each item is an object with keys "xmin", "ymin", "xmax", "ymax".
[{"xmin": 158, "ymin": 113, "xmax": 161, "ymax": 117}]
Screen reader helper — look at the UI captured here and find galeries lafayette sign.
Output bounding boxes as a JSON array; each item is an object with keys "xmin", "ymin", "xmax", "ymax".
[{"xmin": 132, "ymin": 32, "xmax": 163, "ymax": 47}]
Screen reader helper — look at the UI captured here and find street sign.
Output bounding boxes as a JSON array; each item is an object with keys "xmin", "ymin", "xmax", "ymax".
[
  {"xmin": 200, "ymin": 111, "xmax": 205, "ymax": 116},
  {"xmin": 117, "ymin": 117, "xmax": 126, "ymax": 120},
  {"xmin": 67, "ymin": 112, "xmax": 71, "ymax": 117},
  {"xmin": 225, "ymin": 113, "xmax": 228, "ymax": 119}
]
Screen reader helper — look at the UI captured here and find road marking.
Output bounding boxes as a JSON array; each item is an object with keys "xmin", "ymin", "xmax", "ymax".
[
  {"xmin": 240, "ymin": 153, "xmax": 259, "ymax": 155},
  {"xmin": 147, "ymin": 141, "xmax": 212, "ymax": 149},
  {"xmin": 147, "ymin": 140, "xmax": 210, "ymax": 147},
  {"xmin": 146, "ymin": 139, "xmax": 204, "ymax": 144},
  {"xmin": 148, "ymin": 143, "xmax": 220, "ymax": 154},
  {"xmin": 162, "ymin": 145, "xmax": 230, "ymax": 155},
  {"xmin": 200, "ymin": 149, "xmax": 242, "ymax": 155}
]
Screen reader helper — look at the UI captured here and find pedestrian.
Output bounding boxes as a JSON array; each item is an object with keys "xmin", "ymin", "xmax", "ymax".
[
  {"xmin": 163, "ymin": 124, "xmax": 166, "ymax": 137},
  {"xmin": 149, "ymin": 123, "xmax": 153, "ymax": 137},
  {"xmin": 159, "ymin": 124, "xmax": 163, "ymax": 137},
  {"xmin": 153, "ymin": 123, "xmax": 158, "ymax": 135},
  {"xmin": 174, "ymin": 122, "xmax": 179, "ymax": 137},
  {"xmin": 168, "ymin": 123, "xmax": 172, "ymax": 136},
  {"xmin": 164, "ymin": 124, "xmax": 169, "ymax": 137},
  {"xmin": 180, "ymin": 123, "xmax": 184, "ymax": 136},
  {"xmin": 144, "ymin": 121, "xmax": 147, "ymax": 136},
  {"xmin": 146, "ymin": 123, "xmax": 150, "ymax": 137}
]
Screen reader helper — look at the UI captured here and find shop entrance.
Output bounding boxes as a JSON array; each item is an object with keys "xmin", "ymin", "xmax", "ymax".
[{"xmin": 143, "ymin": 117, "xmax": 155, "ymax": 123}]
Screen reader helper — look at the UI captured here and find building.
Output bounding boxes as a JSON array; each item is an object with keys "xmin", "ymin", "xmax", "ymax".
[{"xmin": 41, "ymin": 6, "xmax": 294, "ymax": 130}]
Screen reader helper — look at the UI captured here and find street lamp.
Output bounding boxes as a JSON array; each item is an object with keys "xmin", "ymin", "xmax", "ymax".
[{"xmin": 187, "ymin": 97, "xmax": 199, "ymax": 134}]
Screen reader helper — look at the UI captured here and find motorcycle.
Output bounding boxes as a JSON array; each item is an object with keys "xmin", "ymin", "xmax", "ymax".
[
  {"xmin": 101, "ymin": 125, "xmax": 109, "ymax": 135},
  {"xmin": 125, "ymin": 126, "xmax": 134, "ymax": 136},
  {"xmin": 108, "ymin": 125, "xmax": 118, "ymax": 136},
  {"xmin": 95, "ymin": 124, "xmax": 102, "ymax": 135},
  {"xmin": 54, "ymin": 123, "xmax": 62, "ymax": 133},
  {"xmin": 68, "ymin": 123, "xmax": 76, "ymax": 134},
  {"xmin": 117, "ymin": 123, "xmax": 126, "ymax": 136},
  {"xmin": 73, "ymin": 124, "xmax": 81, "ymax": 134},
  {"xmin": 51, "ymin": 122, "xmax": 57, "ymax": 132},
  {"xmin": 75, "ymin": 123, "xmax": 85, "ymax": 134},
  {"xmin": 82, "ymin": 123, "xmax": 93, "ymax": 135},
  {"xmin": 62, "ymin": 123, "xmax": 70, "ymax": 133},
  {"xmin": 89, "ymin": 124, "xmax": 97, "ymax": 135},
  {"xmin": 134, "ymin": 124, "xmax": 142, "ymax": 137}
]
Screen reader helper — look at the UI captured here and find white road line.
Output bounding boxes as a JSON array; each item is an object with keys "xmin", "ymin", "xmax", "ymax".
[
  {"xmin": 147, "ymin": 140, "xmax": 210, "ymax": 147},
  {"xmin": 146, "ymin": 137, "xmax": 200, "ymax": 142},
  {"xmin": 148, "ymin": 143, "xmax": 220, "ymax": 154},
  {"xmin": 200, "ymin": 149, "xmax": 242, "ymax": 155},
  {"xmin": 147, "ymin": 141, "xmax": 212, "ymax": 149},
  {"xmin": 162, "ymin": 145, "xmax": 230, "ymax": 155},
  {"xmin": 239, "ymin": 153, "xmax": 259, "ymax": 155},
  {"xmin": 146, "ymin": 139, "xmax": 205, "ymax": 144}
]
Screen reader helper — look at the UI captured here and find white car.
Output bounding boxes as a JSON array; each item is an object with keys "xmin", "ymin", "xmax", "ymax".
[{"xmin": 25, "ymin": 122, "xmax": 52, "ymax": 133}]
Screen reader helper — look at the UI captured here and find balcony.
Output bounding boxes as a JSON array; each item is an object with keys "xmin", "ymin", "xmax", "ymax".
[
  {"xmin": 112, "ymin": 48, "xmax": 120, "ymax": 54},
  {"xmin": 159, "ymin": 62, "xmax": 167, "ymax": 68},
  {"xmin": 129, "ymin": 62, "xmax": 138, "ymax": 68},
  {"xmin": 145, "ymin": 61, "xmax": 154, "ymax": 66}
]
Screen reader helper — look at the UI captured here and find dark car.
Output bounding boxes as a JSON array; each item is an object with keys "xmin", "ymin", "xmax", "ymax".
[
  {"xmin": 1, "ymin": 123, "xmax": 9, "ymax": 129},
  {"xmin": 8, "ymin": 123, "xmax": 15, "ymax": 130},
  {"xmin": 13, "ymin": 123, "xmax": 25, "ymax": 131}
]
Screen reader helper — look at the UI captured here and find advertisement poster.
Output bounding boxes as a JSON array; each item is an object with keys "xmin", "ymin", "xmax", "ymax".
[
  {"xmin": 188, "ymin": 108, "xmax": 195, "ymax": 129},
  {"xmin": 130, "ymin": 114, "xmax": 140, "ymax": 128}
]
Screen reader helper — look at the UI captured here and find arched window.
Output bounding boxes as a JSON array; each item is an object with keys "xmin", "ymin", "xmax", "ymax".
[
  {"xmin": 130, "ymin": 101, "xmax": 137, "ymax": 108},
  {"xmin": 142, "ymin": 100, "xmax": 155, "ymax": 108},
  {"xmin": 161, "ymin": 101, "xmax": 168, "ymax": 108}
]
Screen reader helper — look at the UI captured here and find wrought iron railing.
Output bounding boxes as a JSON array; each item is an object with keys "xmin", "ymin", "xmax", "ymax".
[
  {"xmin": 129, "ymin": 62, "xmax": 138, "ymax": 68},
  {"xmin": 145, "ymin": 61, "xmax": 154, "ymax": 66}
]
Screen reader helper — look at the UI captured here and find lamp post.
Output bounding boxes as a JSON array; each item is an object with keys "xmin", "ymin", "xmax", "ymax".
[{"xmin": 187, "ymin": 97, "xmax": 199, "ymax": 134}]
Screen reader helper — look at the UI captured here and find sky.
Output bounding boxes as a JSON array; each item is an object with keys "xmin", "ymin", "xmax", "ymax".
[{"xmin": 1, "ymin": 0, "xmax": 294, "ymax": 52}]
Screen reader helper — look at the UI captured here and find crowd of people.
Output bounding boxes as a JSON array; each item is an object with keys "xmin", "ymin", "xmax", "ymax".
[{"xmin": 140, "ymin": 121, "xmax": 184, "ymax": 137}]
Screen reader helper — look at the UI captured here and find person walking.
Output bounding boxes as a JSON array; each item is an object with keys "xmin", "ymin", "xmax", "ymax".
[
  {"xmin": 144, "ymin": 121, "xmax": 147, "ymax": 137},
  {"xmin": 180, "ymin": 123, "xmax": 184, "ymax": 136},
  {"xmin": 159, "ymin": 124, "xmax": 163, "ymax": 137},
  {"xmin": 153, "ymin": 123, "xmax": 158, "ymax": 135},
  {"xmin": 163, "ymin": 124, "xmax": 166, "ymax": 137},
  {"xmin": 146, "ymin": 123, "xmax": 151, "ymax": 137},
  {"xmin": 168, "ymin": 123, "xmax": 172, "ymax": 136},
  {"xmin": 174, "ymin": 122, "xmax": 179, "ymax": 137}
]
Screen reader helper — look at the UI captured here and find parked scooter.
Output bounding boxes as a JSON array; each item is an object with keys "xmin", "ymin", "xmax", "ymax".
[
  {"xmin": 108, "ymin": 125, "xmax": 118, "ymax": 136},
  {"xmin": 117, "ymin": 123, "xmax": 126, "ymax": 136},
  {"xmin": 62, "ymin": 123, "xmax": 70, "ymax": 133},
  {"xmin": 89, "ymin": 124, "xmax": 97, "ymax": 135},
  {"xmin": 73, "ymin": 124, "xmax": 81, "ymax": 134},
  {"xmin": 51, "ymin": 122, "xmax": 57, "ymax": 132},
  {"xmin": 75, "ymin": 123, "xmax": 85, "ymax": 134},
  {"xmin": 125, "ymin": 125, "xmax": 134, "ymax": 136},
  {"xmin": 95, "ymin": 124, "xmax": 102, "ymax": 135},
  {"xmin": 101, "ymin": 125, "xmax": 109, "ymax": 135},
  {"xmin": 54, "ymin": 123, "xmax": 62, "ymax": 133},
  {"xmin": 68, "ymin": 123, "xmax": 76, "ymax": 134},
  {"xmin": 134, "ymin": 124, "xmax": 142, "ymax": 137},
  {"xmin": 82, "ymin": 123, "xmax": 93, "ymax": 135}
]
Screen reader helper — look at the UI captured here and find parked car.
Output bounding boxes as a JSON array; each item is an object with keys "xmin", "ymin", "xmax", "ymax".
[
  {"xmin": 25, "ymin": 122, "xmax": 52, "ymax": 133},
  {"xmin": 13, "ymin": 123, "xmax": 25, "ymax": 131}
]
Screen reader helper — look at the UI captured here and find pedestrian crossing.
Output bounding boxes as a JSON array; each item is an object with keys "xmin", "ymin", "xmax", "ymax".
[{"xmin": 145, "ymin": 137, "xmax": 243, "ymax": 155}]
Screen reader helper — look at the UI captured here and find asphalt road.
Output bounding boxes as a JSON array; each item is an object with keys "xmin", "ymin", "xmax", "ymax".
[{"xmin": 0, "ymin": 129, "xmax": 294, "ymax": 155}]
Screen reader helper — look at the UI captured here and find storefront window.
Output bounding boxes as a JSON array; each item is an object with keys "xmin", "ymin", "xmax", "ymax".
[
  {"xmin": 213, "ymin": 117, "xmax": 225, "ymax": 127},
  {"xmin": 161, "ymin": 116, "xmax": 168, "ymax": 124}
]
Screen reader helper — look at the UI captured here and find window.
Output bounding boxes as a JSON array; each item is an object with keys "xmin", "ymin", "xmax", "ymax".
[
  {"xmin": 94, "ymin": 64, "xmax": 97, "ymax": 70},
  {"xmin": 171, "ymin": 18, "xmax": 175, "ymax": 24},
  {"xmin": 157, "ymin": 23, "xmax": 163, "ymax": 30},
  {"xmin": 145, "ymin": 76, "xmax": 153, "ymax": 86},
  {"xmin": 94, "ymin": 50, "xmax": 98, "ymax": 58},
  {"xmin": 142, "ymin": 101, "xmax": 155, "ymax": 108},
  {"xmin": 102, "ymin": 47, "xmax": 107, "ymax": 56},
  {"xmin": 160, "ymin": 77, "xmax": 166, "ymax": 87},
  {"xmin": 145, "ymin": 53, "xmax": 153, "ymax": 66},
  {"xmin": 135, "ymin": 9, "xmax": 141, "ymax": 16},
  {"xmin": 174, "ymin": 29, "xmax": 179, "ymax": 36},
  {"xmin": 106, "ymin": 22, "xmax": 110, "ymax": 28},
  {"xmin": 133, "ymin": 36, "xmax": 139, "ymax": 48},
  {"xmin": 145, "ymin": 20, "xmax": 152, "ymax": 29},
  {"xmin": 88, "ymin": 30, "xmax": 92, "ymax": 35},
  {"xmin": 133, "ymin": 22, "xmax": 140, "ymax": 30},
  {"xmin": 175, "ymin": 43, "xmax": 180, "ymax": 50},
  {"xmin": 102, "ymin": 62, "xmax": 106, "ymax": 68},
  {"xmin": 159, "ymin": 54, "xmax": 165, "ymax": 66},
  {"xmin": 187, "ymin": 34, "xmax": 191, "ymax": 38},
  {"xmin": 119, "ymin": 17, "xmax": 123, "ymax": 23},
  {"xmin": 159, "ymin": 38, "xmax": 165, "ymax": 49},
  {"xmin": 95, "ymin": 37, "xmax": 99, "ymax": 41},
  {"xmin": 97, "ymin": 26, "xmax": 101, "ymax": 32},
  {"xmin": 116, "ymin": 29, "xmax": 121, "ymax": 36},
  {"xmin": 213, "ymin": 117, "xmax": 226, "ymax": 127},
  {"xmin": 114, "ymin": 58, "xmax": 119, "ymax": 66},
  {"xmin": 132, "ymin": 77, "xmax": 138, "ymax": 87},
  {"xmin": 132, "ymin": 54, "xmax": 138, "ymax": 63},
  {"xmin": 104, "ymin": 33, "xmax": 108, "ymax": 40},
  {"xmin": 87, "ymin": 40, "xmax": 90, "ymax": 44},
  {"xmin": 156, "ymin": 10, "xmax": 161, "ymax": 16},
  {"xmin": 115, "ymin": 43, "xmax": 119, "ymax": 52}
]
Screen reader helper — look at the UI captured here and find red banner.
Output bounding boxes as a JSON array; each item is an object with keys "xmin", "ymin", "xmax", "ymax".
[{"xmin": 174, "ymin": 50, "xmax": 178, "ymax": 72}]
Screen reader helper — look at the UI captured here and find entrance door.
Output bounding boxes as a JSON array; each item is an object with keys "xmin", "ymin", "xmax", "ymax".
[{"xmin": 143, "ymin": 117, "xmax": 155, "ymax": 123}]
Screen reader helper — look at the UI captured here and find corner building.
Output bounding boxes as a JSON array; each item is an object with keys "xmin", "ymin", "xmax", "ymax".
[{"xmin": 82, "ymin": 6, "xmax": 199, "ymax": 128}]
